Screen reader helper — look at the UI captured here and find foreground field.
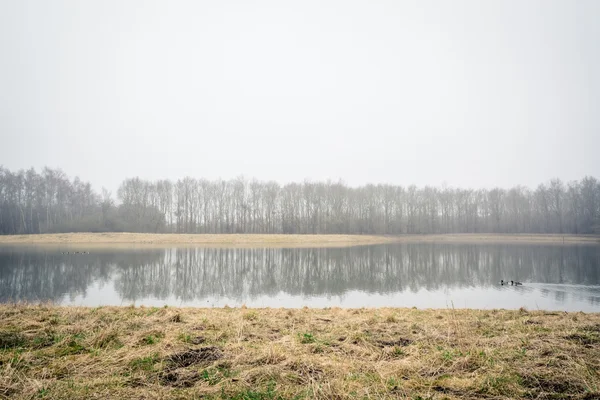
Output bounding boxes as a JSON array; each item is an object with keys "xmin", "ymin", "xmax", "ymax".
[
  {"xmin": 1, "ymin": 306, "xmax": 599, "ymax": 399},
  {"xmin": 0, "ymin": 232, "xmax": 599, "ymax": 247}
]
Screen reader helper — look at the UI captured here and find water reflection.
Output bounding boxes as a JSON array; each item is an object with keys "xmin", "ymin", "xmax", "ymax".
[{"xmin": 0, "ymin": 244, "xmax": 599, "ymax": 311}]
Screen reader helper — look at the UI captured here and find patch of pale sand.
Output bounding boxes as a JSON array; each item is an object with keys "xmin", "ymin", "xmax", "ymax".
[
  {"xmin": 0, "ymin": 233, "xmax": 397, "ymax": 248},
  {"xmin": 0, "ymin": 233, "xmax": 598, "ymax": 247}
]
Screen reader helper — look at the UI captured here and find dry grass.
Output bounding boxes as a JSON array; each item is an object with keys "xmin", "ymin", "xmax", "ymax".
[
  {"xmin": 1, "ymin": 305, "xmax": 599, "ymax": 399},
  {"xmin": 0, "ymin": 233, "xmax": 396, "ymax": 248},
  {"xmin": 0, "ymin": 233, "xmax": 598, "ymax": 247}
]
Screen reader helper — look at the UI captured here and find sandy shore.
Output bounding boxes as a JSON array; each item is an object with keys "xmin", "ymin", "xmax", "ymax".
[
  {"xmin": 0, "ymin": 232, "xmax": 598, "ymax": 247},
  {"xmin": 0, "ymin": 233, "xmax": 398, "ymax": 248},
  {"xmin": 1, "ymin": 305, "xmax": 598, "ymax": 399}
]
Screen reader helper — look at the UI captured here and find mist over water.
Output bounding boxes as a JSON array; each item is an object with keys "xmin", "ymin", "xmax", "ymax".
[{"xmin": 1, "ymin": 243, "xmax": 599, "ymax": 311}]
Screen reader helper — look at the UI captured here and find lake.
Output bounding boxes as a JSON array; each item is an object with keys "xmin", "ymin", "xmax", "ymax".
[{"xmin": 1, "ymin": 243, "xmax": 599, "ymax": 311}]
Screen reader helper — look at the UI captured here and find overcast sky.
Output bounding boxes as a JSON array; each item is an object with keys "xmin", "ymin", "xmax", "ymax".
[{"xmin": 1, "ymin": 0, "xmax": 599, "ymax": 194}]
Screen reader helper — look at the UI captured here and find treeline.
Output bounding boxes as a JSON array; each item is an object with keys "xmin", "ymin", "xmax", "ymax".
[{"xmin": 1, "ymin": 166, "xmax": 599, "ymax": 235}]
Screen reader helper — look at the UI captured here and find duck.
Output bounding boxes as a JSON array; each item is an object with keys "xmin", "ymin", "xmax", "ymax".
[{"xmin": 511, "ymin": 280, "xmax": 523, "ymax": 286}]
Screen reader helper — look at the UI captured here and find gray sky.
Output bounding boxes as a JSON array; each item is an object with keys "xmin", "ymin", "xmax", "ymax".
[{"xmin": 1, "ymin": 0, "xmax": 599, "ymax": 194}]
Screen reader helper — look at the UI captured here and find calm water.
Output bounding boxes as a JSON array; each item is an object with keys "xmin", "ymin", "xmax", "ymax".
[{"xmin": 1, "ymin": 244, "xmax": 599, "ymax": 311}]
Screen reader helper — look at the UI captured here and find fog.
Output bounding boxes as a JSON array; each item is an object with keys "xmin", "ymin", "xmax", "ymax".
[{"xmin": 1, "ymin": 1, "xmax": 599, "ymax": 193}]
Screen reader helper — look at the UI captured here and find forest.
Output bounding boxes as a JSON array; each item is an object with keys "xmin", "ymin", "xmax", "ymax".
[{"xmin": 0, "ymin": 166, "xmax": 599, "ymax": 235}]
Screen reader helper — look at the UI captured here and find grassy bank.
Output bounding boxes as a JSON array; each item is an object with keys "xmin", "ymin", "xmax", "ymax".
[
  {"xmin": 0, "ymin": 233, "xmax": 599, "ymax": 247},
  {"xmin": 1, "ymin": 306, "xmax": 599, "ymax": 399}
]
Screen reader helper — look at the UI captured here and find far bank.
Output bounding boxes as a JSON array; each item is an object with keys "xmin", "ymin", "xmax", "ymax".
[{"xmin": 0, "ymin": 232, "xmax": 599, "ymax": 247}]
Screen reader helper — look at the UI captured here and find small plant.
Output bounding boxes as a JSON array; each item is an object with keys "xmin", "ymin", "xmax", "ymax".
[
  {"xmin": 392, "ymin": 346, "xmax": 405, "ymax": 357},
  {"xmin": 387, "ymin": 377, "xmax": 400, "ymax": 390},
  {"xmin": 178, "ymin": 332, "xmax": 192, "ymax": 343},
  {"xmin": 299, "ymin": 333, "xmax": 315, "ymax": 344},
  {"xmin": 223, "ymin": 381, "xmax": 282, "ymax": 400},
  {"xmin": 217, "ymin": 364, "xmax": 233, "ymax": 379},
  {"xmin": 57, "ymin": 339, "xmax": 86, "ymax": 356},
  {"xmin": 53, "ymin": 334, "xmax": 65, "ymax": 344},
  {"xmin": 200, "ymin": 368, "xmax": 223, "ymax": 385},
  {"xmin": 142, "ymin": 335, "xmax": 159, "ymax": 345},
  {"xmin": 442, "ymin": 350, "xmax": 454, "ymax": 361},
  {"xmin": 9, "ymin": 349, "xmax": 24, "ymax": 367},
  {"xmin": 130, "ymin": 353, "xmax": 159, "ymax": 371}
]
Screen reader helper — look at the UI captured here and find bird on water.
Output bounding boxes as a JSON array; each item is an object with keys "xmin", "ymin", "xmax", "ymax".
[{"xmin": 500, "ymin": 280, "xmax": 523, "ymax": 286}]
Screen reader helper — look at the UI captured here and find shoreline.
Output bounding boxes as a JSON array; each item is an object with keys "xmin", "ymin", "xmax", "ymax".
[
  {"xmin": 1, "ymin": 305, "xmax": 598, "ymax": 399},
  {"xmin": 0, "ymin": 232, "xmax": 599, "ymax": 247}
]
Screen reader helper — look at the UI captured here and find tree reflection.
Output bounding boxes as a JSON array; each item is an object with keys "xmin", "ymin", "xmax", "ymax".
[{"xmin": 0, "ymin": 244, "xmax": 599, "ymax": 306}]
